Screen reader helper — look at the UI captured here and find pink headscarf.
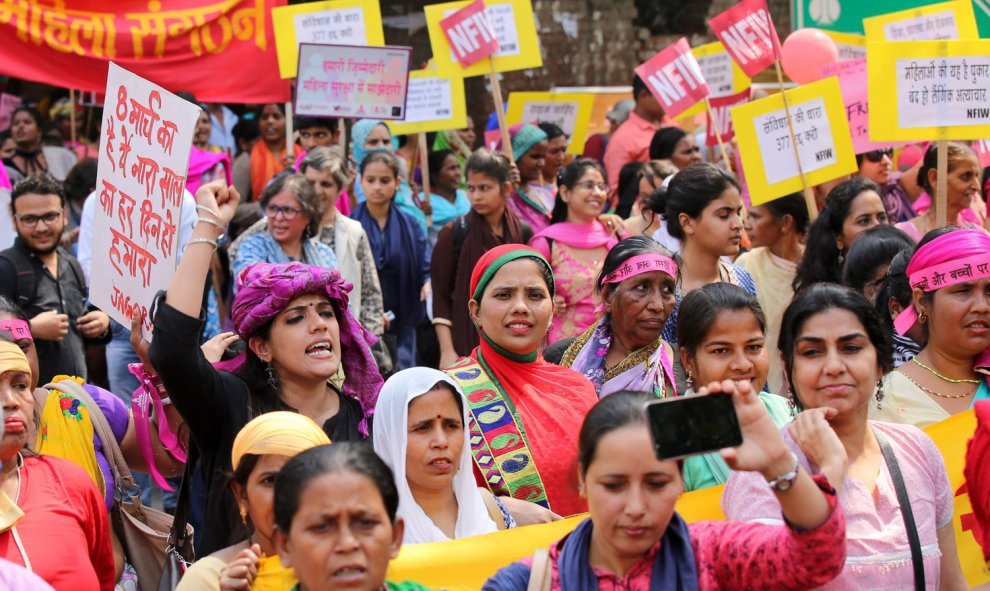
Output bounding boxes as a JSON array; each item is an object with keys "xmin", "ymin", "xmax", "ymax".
[
  {"xmin": 895, "ymin": 228, "xmax": 990, "ymax": 336},
  {"xmin": 231, "ymin": 262, "xmax": 383, "ymax": 436}
]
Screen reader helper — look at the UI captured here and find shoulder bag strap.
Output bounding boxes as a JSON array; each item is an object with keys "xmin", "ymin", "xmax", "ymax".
[
  {"xmin": 527, "ymin": 547, "xmax": 552, "ymax": 591},
  {"xmin": 874, "ymin": 427, "xmax": 925, "ymax": 591},
  {"xmin": 46, "ymin": 380, "xmax": 136, "ymax": 493}
]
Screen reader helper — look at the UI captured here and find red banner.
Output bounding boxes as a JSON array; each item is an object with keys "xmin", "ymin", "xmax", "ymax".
[
  {"xmin": 706, "ymin": 88, "xmax": 750, "ymax": 146},
  {"xmin": 708, "ymin": 0, "xmax": 780, "ymax": 78},
  {"xmin": 0, "ymin": 0, "xmax": 289, "ymax": 104},
  {"xmin": 635, "ymin": 38, "xmax": 710, "ymax": 120},
  {"xmin": 441, "ymin": 0, "xmax": 500, "ymax": 68}
]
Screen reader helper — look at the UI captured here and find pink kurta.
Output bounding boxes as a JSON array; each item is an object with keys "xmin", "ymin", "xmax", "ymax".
[{"xmin": 722, "ymin": 421, "xmax": 952, "ymax": 590}]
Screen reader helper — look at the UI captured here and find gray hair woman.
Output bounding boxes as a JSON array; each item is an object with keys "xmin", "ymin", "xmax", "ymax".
[{"xmin": 230, "ymin": 172, "xmax": 338, "ymax": 289}]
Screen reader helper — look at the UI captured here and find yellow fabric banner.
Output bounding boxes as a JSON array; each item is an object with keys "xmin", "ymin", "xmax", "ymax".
[{"xmin": 387, "ymin": 411, "xmax": 988, "ymax": 589}]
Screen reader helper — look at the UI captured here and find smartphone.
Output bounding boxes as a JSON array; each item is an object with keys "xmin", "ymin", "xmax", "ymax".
[{"xmin": 645, "ymin": 394, "xmax": 743, "ymax": 461}]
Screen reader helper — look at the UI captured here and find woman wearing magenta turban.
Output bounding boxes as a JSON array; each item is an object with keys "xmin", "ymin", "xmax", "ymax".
[
  {"xmin": 875, "ymin": 226, "xmax": 990, "ymax": 428},
  {"xmin": 148, "ymin": 180, "xmax": 384, "ymax": 555}
]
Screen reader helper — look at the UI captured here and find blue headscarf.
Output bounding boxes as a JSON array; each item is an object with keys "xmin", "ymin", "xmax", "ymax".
[{"xmin": 352, "ymin": 119, "xmax": 427, "ymax": 230}]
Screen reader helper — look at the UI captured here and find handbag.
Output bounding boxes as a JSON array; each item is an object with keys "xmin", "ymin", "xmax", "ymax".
[
  {"xmin": 157, "ymin": 455, "xmax": 195, "ymax": 591},
  {"xmin": 874, "ymin": 427, "xmax": 925, "ymax": 591},
  {"xmin": 50, "ymin": 380, "xmax": 195, "ymax": 591}
]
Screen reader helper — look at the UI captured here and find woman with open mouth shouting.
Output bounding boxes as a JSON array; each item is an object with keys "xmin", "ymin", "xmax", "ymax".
[
  {"xmin": 530, "ymin": 159, "xmax": 623, "ymax": 344},
  {"xmin": 149, "ymin": 180, "xmax": 382, "ymax": 555},
  {"xmin": 875, "ymin": 226, "xmax": 990, "ymax": 428},
  {"xmin": 445, "ymin": 244, "xmax": 598, "ymax": 518}
]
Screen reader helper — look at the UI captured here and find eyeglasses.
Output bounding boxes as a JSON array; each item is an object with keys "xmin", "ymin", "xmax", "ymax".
[
  {"xmin": 265, "ymin": 204, "xmax": 304, "ymax": 220},
  {"xmin": 14, "ymin": 211, "xmax": 62, "ymax": 227},
  {"xmin": 574, "ymin": 181, "xmax": 609, "ymax": 193},
  {"xmin": 863, "ymin": 148, "xmax": 893, "ymax": 163}
]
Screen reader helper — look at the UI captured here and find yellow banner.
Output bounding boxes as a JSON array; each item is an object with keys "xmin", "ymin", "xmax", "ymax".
[
  {"xmin": 271, "ymin": 0, "xmax": 384, "ymax": 79},
  {"xmin": 863, "ymin": 0, "xmax": 978, "ymax": 41},
  {"xmin": 731, "ymin": 76, "xmax": 856, "ymax": 206},
  {"xmin": 388, "ymin": 411, "xmax": 988, "ymax": 589},
  {"xmin": 505, "ymin": 92, "xmax": 595, "ymax": 155},
  {"xmin": 867, "ymin": 39, "xmax": 990, "ymax": 142},
  {"xmin": 425, "ymin": 0, "xmax": 542, "ymax": 78},
  {"xmin": 680, "ymin": 41, "xmax": 751, "ymax": 120}
]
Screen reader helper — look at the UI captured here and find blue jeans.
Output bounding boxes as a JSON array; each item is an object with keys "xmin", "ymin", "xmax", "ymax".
[
  {"xmin": 391, "ymin": 324, "xmax": 417, "ymax": 371},
  {"xmin": 107, "ymin": 320, "xmax": 179, "ymax": 510}
]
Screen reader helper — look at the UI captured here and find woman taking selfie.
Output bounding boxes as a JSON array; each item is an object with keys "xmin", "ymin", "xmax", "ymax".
[
  {"xmin": 875, "ymin": 227, "xmax": 990, "ymax": 428},
  {"xmin": 374, "ymin": 368, "xmax": 515, "ymax": 544},
  {"xmin": 545, "ymin": 236, "xmax": 677, "ymax": 399},
  {"xmin": 150, "ymin": 181, "xmax": 382, "ymax": 554},
  {"xmin": 677, "ymin": 283, "xmax": 793, "ymax": 491},
  {"xmin": 483, "ymin": 387, "xmax": 846, "ymax": 590},
  {"xmin": 446, "ymin": 244, "xmax": 598, "ymax": 517},
  {"xmin": 724, "ymin": 283, "xmax": 967, "ymax": 589},
  {"xmin": 274, "ymin": 443, "xmax": 430, "ymax": 591}
]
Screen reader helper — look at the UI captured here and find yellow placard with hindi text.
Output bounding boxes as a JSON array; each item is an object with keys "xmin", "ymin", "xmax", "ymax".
[
  {"xmin": 679, "ymin": 41, "xmax": 751, "ymax": 119},
  {"xmin": 387, "ymin": 69, "xmax": 468, "ymax": 136},
  {"xmin": 731, "ymin": 77, "xmax": 855, "ymax": 206},
  {"xmin": 822, "ymin": 30, "xmax": 867, "ymax": 61},
  {"xmin": 272, "ymin": 0, "xmax": 384, "ymax": 79},
  {"xmin": 867, "ymin": 40, "xmax": 990, "ymax": 142},
  {"xmin": 505, "ymin": 92, "xmax": 595, "ymax": 155},
  {"xmin": 425, "ymin": 0, "xmax": 542, "ymax": 78},
  {"xmin": 862, "ymin": 0, "xmax": 977, "ymax": 41}
]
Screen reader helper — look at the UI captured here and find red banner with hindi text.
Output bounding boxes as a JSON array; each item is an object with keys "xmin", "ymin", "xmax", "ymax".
[{"xmin": 0, "ymin": 0, "xmax": 289, "ymax": 103}]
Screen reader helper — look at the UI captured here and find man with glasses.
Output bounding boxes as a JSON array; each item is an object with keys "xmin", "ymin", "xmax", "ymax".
[
  {"xmin": 0, "ymin": 173, "xmax": 109, "ymax": 384},
  {"xmin": 855, "ymin": 147, "xmax": 923, "ymax": 224}
]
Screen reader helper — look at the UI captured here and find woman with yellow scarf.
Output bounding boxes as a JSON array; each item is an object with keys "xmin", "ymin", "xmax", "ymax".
[{"xmin": 178, "ymin": 412, "xmax": 331, "ymax": 591}]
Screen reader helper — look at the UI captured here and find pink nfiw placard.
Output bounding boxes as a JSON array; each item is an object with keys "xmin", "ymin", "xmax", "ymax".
[
  {"xmin": 635, "ymin": 38, "xmax": 710, "ymax": 119},
  {"xmin": 440, "ymin": 0, "xmax": 500, "ymax": 68},
  {"xmin": 709, "ymin": 0, "xmax": 780, "ymax": 78}
]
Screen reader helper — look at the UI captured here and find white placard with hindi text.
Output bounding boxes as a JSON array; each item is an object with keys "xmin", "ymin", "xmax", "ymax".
[
  {"xmin": 90, "ymin": 62, "xmax": 199, "ymax": 337},
  {"xmin": 753, "ymin": 97, "xmax": 837, "ymax": 185},
  {"xmin": 404, "ymin": 77, "xmax": 454, "ymax": 123},
  {"xmin": 293, "ymin": 8, "xmax": 368, "ymax": 46},
  {"xmin": 897, "ymin": 57, "xmax": 990, "ymax": 129},
  {"xmin": 698, "ymin": 51, "xmax": 735, "ymax": 97},
  {"xmin": 883, "ymin": 10, "xmax": 960, "ymax": 41}
]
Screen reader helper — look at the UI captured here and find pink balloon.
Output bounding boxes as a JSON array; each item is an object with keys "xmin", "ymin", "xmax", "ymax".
[{"xmin": 780, "ymin": 28, "xmax": 839, "ymax": 85}]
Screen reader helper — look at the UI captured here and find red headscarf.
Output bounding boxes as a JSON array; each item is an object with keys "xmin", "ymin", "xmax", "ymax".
[{"xmin": 466, "ymin": 244, "xmax": 597, "ymax": 516}]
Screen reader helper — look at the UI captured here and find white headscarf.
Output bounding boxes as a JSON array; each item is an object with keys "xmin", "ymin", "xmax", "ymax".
[{"xmin": 372, "ymin": 367, "xmax": 498, "ymax": 544}]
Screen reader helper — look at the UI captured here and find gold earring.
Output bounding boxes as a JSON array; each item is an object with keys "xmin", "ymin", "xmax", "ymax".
[
  {"xmin": 239, "ymin": 505, "xmax": 248, "ymax": 525},
  {"xmin": 918, "ymin": 311, "xmax": 928, "ymax": 324}
]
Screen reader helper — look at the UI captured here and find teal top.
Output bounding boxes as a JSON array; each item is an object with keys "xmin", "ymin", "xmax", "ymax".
[
  {"xmin": 974, "ymin": 379, "xmax": 990, "ymax": 407},
  {"xmin": 682, "ymin": 391, "xmax": 794, "ymax": 492}
]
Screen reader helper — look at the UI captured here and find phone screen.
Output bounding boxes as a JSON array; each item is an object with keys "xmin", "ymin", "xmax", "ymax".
[{"xmin": 645, "ymin": 394, "xmax": 743, "ymax": 460}]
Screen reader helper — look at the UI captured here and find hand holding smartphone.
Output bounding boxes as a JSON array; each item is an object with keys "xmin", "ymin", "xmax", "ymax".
[{"xmin": 645, "ymin": 392, "xmax": 743, "ymax": 461}]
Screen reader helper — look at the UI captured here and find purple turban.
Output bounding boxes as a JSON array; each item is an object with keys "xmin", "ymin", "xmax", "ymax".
[{"xmin": 231, "ymin": 262, "xmax": 383, "ymax": 436}]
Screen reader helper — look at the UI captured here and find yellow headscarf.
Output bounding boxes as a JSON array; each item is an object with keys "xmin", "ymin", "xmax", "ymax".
[
  {"xmin": 231, "ymin": 411, "xmax": 331, "ymax": 469},
  {"xmin": 35, "ymin": 375, "xmax": 102, "ymax": 496},
  {"xmin": 0, "ymin": 342, "xmax": 29, "ymax": 377},
  {"xmin": 230, "ymin": 412, "xmax": 330, "ymax": 591},
  {"xmin": 0, "ymin": 341, "xmax": 30, "ymax": 531}
]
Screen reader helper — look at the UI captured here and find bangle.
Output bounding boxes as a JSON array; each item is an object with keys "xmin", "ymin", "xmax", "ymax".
[
  {"xmin": 159, "ymin": 396, "xmax": 172, "ymax": 406},
  {"xmin": 195, "ymin": 204, "xmax": 221, "ymax": 219},
  {"xmin": 185, "ymin": 237, "xmax": 218, "ymax": 252},
  {"xmin": 196, "ymin": 216, "xmax": 224, "ymax": 229}
]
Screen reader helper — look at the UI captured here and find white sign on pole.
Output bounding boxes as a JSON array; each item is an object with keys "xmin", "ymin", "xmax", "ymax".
[
  {"xmin": 752, "ymin": 97, "xmax": 838, "ymax": 185},
  {"xmin": 90, "ymin": 62, "xmax": 199, "ymax": 337},
  {"xmin": 897, "ymin": 57, "xmax": 990, "ymax": 128}
]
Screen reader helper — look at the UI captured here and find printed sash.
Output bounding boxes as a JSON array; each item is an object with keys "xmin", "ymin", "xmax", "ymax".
[{"xmin": 446, "ymin": 357, "xmax": 551, "ymax": 510}]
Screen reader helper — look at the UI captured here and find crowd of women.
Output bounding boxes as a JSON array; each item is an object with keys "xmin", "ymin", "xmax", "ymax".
[{"xmin": 1, "ymin": 94, "xmax": 990, "ymax": 591}]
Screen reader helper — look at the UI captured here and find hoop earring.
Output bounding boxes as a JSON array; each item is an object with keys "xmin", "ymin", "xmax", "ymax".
[
  {"xmin": 265, "ymin": 363, "xmax": 279, "ymax": 390},
  {"xmin": 875, "ymin": 377, "xmax": 885, "ymax": 409}
]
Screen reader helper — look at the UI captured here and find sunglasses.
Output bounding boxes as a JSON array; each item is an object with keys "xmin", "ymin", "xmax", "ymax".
[{"xmin": 863, "ymin": 148, "xmax": 893, "ymax": 163}]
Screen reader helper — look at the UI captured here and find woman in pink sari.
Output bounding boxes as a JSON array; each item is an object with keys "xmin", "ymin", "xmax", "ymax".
[{"xmin": 530, "ymin": 159, "xmax": 623, "ymax": 343}]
